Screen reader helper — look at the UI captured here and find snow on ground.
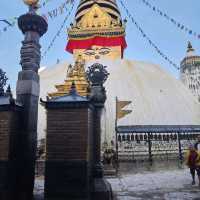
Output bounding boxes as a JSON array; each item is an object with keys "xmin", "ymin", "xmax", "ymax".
[
  {"xmin": 107, "ymin": 168, "xmax": 200, "ymax": 200},
  {"xmin": 34, "ymin": 168, "xmax": 200, "ymax": 200}
]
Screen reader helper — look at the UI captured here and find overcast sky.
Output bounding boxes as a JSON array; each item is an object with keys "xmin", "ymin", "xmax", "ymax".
[{"xmin": 0, "ymin": 0, "xmax": 199, "ymax": 89}]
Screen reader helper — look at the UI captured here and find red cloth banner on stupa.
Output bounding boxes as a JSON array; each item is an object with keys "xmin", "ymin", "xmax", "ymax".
[{"xmin": 66, "ymin": 36, "xmax": 127, "ymax": 53}]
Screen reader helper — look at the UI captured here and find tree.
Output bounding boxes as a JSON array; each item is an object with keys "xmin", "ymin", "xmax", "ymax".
[{"xmin": 0, "ymin": 68, "xmax": 8, "ymax": 95}]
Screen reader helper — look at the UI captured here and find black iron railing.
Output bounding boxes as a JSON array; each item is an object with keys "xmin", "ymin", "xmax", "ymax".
[{"xmin": 116, "ymin": 125, "xmax": 200, "ymax": 163}]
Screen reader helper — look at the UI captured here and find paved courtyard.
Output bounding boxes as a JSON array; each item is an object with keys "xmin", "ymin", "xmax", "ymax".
[
  {"xmin": 108, "ymin": 168, "xmax": 200, "ymax": 200},
  {"xmin": 34, "ymin": 167, "xmax": 200, "ymax": 200}
]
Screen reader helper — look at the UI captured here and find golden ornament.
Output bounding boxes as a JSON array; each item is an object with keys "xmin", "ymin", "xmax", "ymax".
[{"xmin": 23, "ymin": 0, "xmax": 39, "ymax": 6}]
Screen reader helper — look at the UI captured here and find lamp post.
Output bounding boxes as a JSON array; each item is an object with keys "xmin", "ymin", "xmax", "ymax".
[{"xmin": 16, "ymin": 0, "xmax": 47, "ymax": 199}]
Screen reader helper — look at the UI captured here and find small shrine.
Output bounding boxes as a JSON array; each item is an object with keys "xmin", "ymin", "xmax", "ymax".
[{"xmin": 48, "ymin": 55, "xmax": 89, "ymax": 98}]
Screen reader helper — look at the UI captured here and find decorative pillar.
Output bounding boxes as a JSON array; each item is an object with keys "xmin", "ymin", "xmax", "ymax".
[
  {"xmin": 86, "ymin": 63, "xmax": 113, "ymax": 200},
  {"xmin": 16, "ymin": 1, "xmax": 48, "ymax": 199}
]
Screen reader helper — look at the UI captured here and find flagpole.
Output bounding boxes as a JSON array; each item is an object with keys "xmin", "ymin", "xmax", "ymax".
[{"xmin": 115, "ymin": 96, "xmax": 119, "ymax": 174}]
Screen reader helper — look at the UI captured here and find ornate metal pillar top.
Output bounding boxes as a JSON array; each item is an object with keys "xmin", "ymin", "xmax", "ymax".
[
  {"xmin": 18, "ymin": 1, "xmax": 48, "ymax": 37},
  {"xmin": 86, "ymin": 63, "xmax": 109, "ymax": 104},
  {"xmin": 18, "ymin": 0, "xmax": 48, "ymax": 72},
  {"xmin": 86, "ymin": 63, "xmax": 109, "ymax": 86},
  {"xmin": 86, "ymin": 63, "xmax": 109, "ymax": 105},
  {"xmin": 18, "ymin": 14, "xmax": 47, "ymax": 37}
]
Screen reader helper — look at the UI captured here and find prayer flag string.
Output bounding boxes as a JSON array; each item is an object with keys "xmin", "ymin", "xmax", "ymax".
[
  {"xmin": 0, "ymin": 0, "xmax": 74, "ymax": 37},
  {"xmin": 140, "ymin": 0, "xmax": 200, "ymax": 40},
  {"xmin": 42, "ymin": 1, "xmax": 76, "ymax": 59},
  {"xmin": 120, "ymin": 0, "xmax": 180, "ymax": 70}
]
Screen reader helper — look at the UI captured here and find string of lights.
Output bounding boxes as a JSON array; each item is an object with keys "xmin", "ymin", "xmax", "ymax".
[
  {"xmin": 140, "ymin": 0, "xmax": 200, "ymax": 40},
  {"xmin": 120, "ymin": 0, "xmax": 180, "ymax": 70},
  {"xmin": 42, "ymin": 1, "xmax": 75, "ymax": 59}
]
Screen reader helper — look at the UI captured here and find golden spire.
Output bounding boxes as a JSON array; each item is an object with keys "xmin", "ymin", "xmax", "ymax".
[
  {"xmin": 187, "ymin": 41, "xmax": 194, "ymax": 53},
  {"xmin": 48, "ymin": 55, "xmax": 89, "ymax": 98},
  {"xmin": 66, "ymin": 0, "xmax": 127, "ymax": 61}
]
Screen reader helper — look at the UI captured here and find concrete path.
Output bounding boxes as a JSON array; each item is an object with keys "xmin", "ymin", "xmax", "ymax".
[
  {"xmin": 34, "ymin": 168, "xmax": 200, "ymax": 200},
  {"xmin": 108, "ymin": 169, "xmax": 200, "ymax": 200}
]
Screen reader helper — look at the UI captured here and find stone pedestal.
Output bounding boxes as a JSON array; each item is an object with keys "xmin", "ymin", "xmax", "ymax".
[
  {"xmin": 0, "ymin": 96, "xmax": 22, "ymax": 200},
  {"xmin": 43, "ymin": 86, "xmax": 93, "ymax": 200},
  {"xmin": 93, "ymin": 178, "xmax": 113, "ymax": 200},
  {"xmin": 92, "ymin": 104, "xmax": 113, "ymax": 200}
]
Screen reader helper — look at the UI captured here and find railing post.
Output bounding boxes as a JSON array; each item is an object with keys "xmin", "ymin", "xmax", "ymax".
[
  {"xmin": 115, "ymin": 130, "xmax": 119, "ymax": 174},
  {"xmin": 177, "ymin": 132, "xmax": 183, "ymax": 163},
  {"xmin": 148, "ymin": 133, "xmax": 153, "ymax": 164}
]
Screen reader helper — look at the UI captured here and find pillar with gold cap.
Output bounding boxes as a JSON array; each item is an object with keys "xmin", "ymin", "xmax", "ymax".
[{"xmin": 16, "ymin": 0, "xmax": 47, "ymax": 199}]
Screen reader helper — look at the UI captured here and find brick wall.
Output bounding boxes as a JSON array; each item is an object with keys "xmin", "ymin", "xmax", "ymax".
[
  {"xmin": 0, "ymin": 109, "xmax": 21, "ymax": 200},
  {"xmin": 46, "ymin": 108, "xmax": 91, "ymax": 161},
  {"xmin": 45, "ymin": 106, "xmax": 94, "ymax": 200},
  {"xmin": 0, "ymin": 112, "xmax": 10, "ymax": 161}
]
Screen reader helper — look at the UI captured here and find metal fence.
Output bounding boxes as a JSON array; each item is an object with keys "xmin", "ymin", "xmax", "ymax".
[{"xmin": 116, "ymin": 125, "xmax": 200, "ymax": 162}]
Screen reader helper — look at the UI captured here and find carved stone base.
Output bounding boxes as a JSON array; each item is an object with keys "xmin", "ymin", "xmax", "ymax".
[
  {"xmin": 92, "ymin": 178, "xmax": 113, "ymax": 200},
  {"xmin": 45, "ymin": 161, "xmax": 91, "ymax": 200},
  {"xmin": 104, "ymin": 164, "xmax": 117, "ymax": 176},
  {"xmin": 0, "ymin": 161, "xmax": 21, "ymax": 200}
]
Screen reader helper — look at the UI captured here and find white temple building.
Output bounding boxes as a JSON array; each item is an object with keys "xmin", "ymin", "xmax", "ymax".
[
  {"xmin": 38, "ymin": 59, "xmax": 200, "ymax": 143},
  {"xmin": 180, "ymin": 42, "xmax": 200, "ymax": 102},
  {"xmin": 37, "ymin": 0, "xmax": 200, "ymax": 144}
]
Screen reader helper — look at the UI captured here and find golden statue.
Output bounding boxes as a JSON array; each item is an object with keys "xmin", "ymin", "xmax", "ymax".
[
  {"xmin": 50, "ymin": 0, "xmax": 127, "ymax": 98},
  {"xmin": 48, "ymin": 56, "xmax": 89, "ymax": 97}
]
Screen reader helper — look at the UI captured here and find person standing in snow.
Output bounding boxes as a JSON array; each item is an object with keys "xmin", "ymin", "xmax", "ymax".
[
  {"xmin": 194, "ymin": 135, "xmax": 200, "ymax": 152},
  {"xmin": 185, "ymin": 144, "xmax": 200, "ymax": 186}
]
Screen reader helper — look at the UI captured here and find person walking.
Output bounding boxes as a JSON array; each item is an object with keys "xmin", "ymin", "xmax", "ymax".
[
  {"xmin": 194, "ymin": 135, "xmax": 200, "ymax": 152},
  {"xmin": 185, "ymin": 144, "xmax": 200, "ymax": 186}
]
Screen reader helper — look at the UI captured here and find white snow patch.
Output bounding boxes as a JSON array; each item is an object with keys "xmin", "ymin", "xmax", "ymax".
[{"xmin": 108, "ymin": 169, "xmax": 192, "ymax": 192}]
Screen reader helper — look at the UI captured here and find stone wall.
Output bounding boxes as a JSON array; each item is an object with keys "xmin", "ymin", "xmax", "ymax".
[
  {"xmin": 45, "ymin": 106, "xmax": 93, "ymax": 200},
  {"xmin": 0, "ymin": 108, "xmax": 22, "ymax": 200}
]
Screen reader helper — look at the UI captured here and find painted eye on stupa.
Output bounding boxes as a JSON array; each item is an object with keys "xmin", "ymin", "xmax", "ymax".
[
  {"xmin": 99, "ymin": 48, "xmax": 111, "ymax": 55},
  {"xmin": 84, "ymin": 49, "xmax": 95, "ymax": 56}
]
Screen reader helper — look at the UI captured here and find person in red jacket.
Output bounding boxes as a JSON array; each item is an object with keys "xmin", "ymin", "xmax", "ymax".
[{"xmin": 185, "ymin": 144, "xmax": 200, "ymax": 186}]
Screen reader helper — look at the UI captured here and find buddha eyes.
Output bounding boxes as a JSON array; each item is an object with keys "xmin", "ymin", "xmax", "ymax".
[
  {"xmin": 84, "ymin": 48, "xmax": 111, "ymax": 56},
  {"xmin": 99, "ymin": 50, "xmax": 110, "ymax": 55},
  {"xmin": 84, "ymin": 50, "xmax": 95, "ymax": 56},
  {"xmin": 98, "ymin": 48, "xmax": 111, "ymax": 55}
]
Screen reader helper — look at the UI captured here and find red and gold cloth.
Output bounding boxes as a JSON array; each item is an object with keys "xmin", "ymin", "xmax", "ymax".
[{"xmin": 66, "ymin": 36, "xmax": 127, "ymax": 54}]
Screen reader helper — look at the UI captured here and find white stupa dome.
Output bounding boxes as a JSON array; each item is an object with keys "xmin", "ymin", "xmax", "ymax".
[{"xmin": 38, "ymin": 59, "xmax": 200, "ymax": 141}]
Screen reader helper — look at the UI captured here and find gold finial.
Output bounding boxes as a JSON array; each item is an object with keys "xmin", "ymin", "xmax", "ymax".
[
  {"xmin": 187, "ymin": 41, "xmax": 194, "ymax": 53},
  {"xmin": 23, "ymin": 0, "xmax": 39, "ymax": 6}
]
